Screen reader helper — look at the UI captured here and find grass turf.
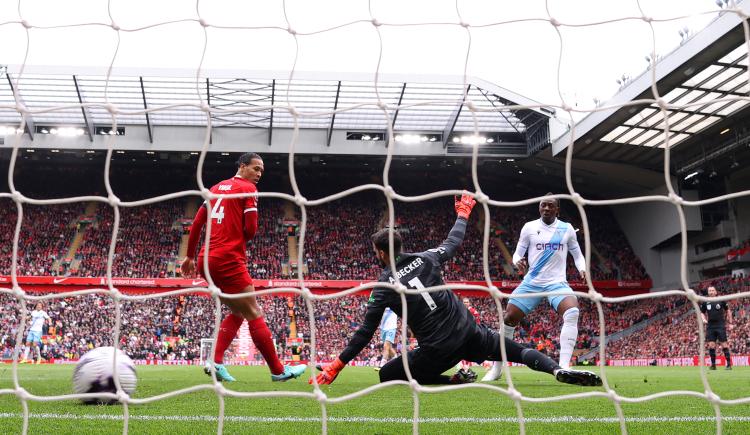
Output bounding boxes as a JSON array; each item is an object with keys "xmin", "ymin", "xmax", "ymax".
[{"xmin": 0, "ymin": 364, "xmax": 747, "ymax": 434}]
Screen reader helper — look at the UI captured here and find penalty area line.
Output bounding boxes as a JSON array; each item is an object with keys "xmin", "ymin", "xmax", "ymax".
[{"xmin": 0, "ymin": 413, "xmax": 748, "ymax": 424}]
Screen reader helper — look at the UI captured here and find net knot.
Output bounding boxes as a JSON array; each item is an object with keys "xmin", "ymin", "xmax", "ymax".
[
  {"xmin": 208, "ymin": 285, "xmax": 222, "ymax": 298},
  {"xmin": 314, "ymin": 389, "xmax": 327, "ymax": 402},
  {"xmin": 108, "ymin": 194, "xmax": 121, "ymax": 207},
  {"xmin": 287, "ymin": 105, "xmax": 299, "ymax": 117},
  {"xmin": 571, "ymin": 192, "xmax": 585, "ymax": 206},
  {"xmin": 105, "ymin": 103, "xmax": 119, "ymax": 115},
  {"xmin": 667, "ymin": 192, "xmax": 681, "ymax": 204},
  {"xmin": 12, "ymin": 286, "xmax": 26, "ymax": 299},
  {"xmin": 11, "ymin": 190, "xmax": 24, "ymax": 203},
  {"xmin": 201, "ymin": 102, "xmax": 210, "ymax": 112},
  {"xmin": 376, "ymin": 101, "xmax": 388, "ymax": 110},
  {"xmin": 110, "ymin": 22, "xmax": 120, "ymax": 31},
  {"xmin": 705, "ymin": 390, "xmax": 721, "ymax": 403},
  {"xmin": 507, "ymin": 387, "xmax": 522, "ymax": 401},
  {"xmin": 409, "ymin": 379, "xmax": 420, "ymax": 390},
  {"xmin": 488, "ymin": 285, "xmax": 502, "ymax": 300},
  {"xmin": 641, "ymin": 15, "xmax": 653, "ymax": 23},
  {"xmin": 294, "ymin": 194, "xmax": 307, "ymax": 206},
  {"xmin": 459, "ymin": 21, "xmax": 470, "ymax": 28},
  {"xmin": 371, "ymin": 18, "xmax": 381, "ymax": 27},
  {"xmin": 213, "ymin": 382, "xmax": 227, "ymax": 396},
  {"xmin": 116, "ymin": 390, "xmax": 130, "ymax": 404},
  {"xmin": 684, "ymin": 288, "xmax": 698, "ymax": 301},
  {"xmin": 465, "ymin": 100, "xmax": 476, "ymax": 112},
  {"xmin": 561, "ymin": 103, "xmax": 572, "ymax": 112},
  {"xmin": 607, "ymin": 389, "xmax": 621, "ymax": 403},
  {"xmin": 549, "ymin": 17, "xmax": 560, "ymax": 27},
  {"xmin": 15, "ymin": 102, "xmax": 27, "ymax": 113},
  {"xmin": 109, "ymin": 288, "xmax": 122, "ymax": 301},
  {"xmin": 287, "ymin": 27, "xmax": 297, "ymax": 36},
  {"xmin": 474, "ymin": 192, "xmax": 489, "ymax": 204},
  {"xmin": 15, "ymin": 387, "xmax": 30, "ymax": 401},
  {"xmin": 655, "ymin": 97, "xmax": 668, "ymax": 110},
  {"xmin": 394, "ymin": 283, "xmax": 408, "ymax": 294},
  {"xmin": 21, "ymin": 20, "xmax": 31, "ymax": 29},
  {"xmin": 199, "ymin": 18, "xmax": 209, "ymax": 28},
  {"xmin": 383, "ymin": 185, "xmax": 395, "ymax": 198}
]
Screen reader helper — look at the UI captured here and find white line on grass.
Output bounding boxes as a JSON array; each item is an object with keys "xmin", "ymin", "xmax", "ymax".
[{"xmin": 0, "ymin": 413, "xmax": 749, "ymax": 424}]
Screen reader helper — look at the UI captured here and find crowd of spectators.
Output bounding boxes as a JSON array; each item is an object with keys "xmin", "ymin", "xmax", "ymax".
[
  {"xmin": 1, "ymin": 280, "xmax": 747, "ymax": 364},
  {"xmin": 0, "ymin": 202, "xmax": 83, "ymax": 276}
]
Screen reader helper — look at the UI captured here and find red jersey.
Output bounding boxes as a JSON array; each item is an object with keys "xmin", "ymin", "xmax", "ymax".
[
  {"xmin": 468, "ymin": 306, "xmax": 480, "ymax": 324},
  {"xmin": 198, "ymin": 176, "xmax": 258, "ymax": 263}
]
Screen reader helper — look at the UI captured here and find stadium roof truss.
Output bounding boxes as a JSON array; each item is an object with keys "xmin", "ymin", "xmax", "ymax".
[
  {"xmin": 552, "ymin": 4, "xmax": 750, "ymax": 171},
  {"xmin": 0, "ymin": 67, "xmax": 558, "ymax": 157}
]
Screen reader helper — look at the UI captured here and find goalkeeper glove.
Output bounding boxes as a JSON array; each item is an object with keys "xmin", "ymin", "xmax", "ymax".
[
  {"xmin": 455, "ymin": 192, "xmax": 477, "ymax": 220},
  {"xmin": 309, "ymin": 358, "xmax": 345, "ymax": 385}
]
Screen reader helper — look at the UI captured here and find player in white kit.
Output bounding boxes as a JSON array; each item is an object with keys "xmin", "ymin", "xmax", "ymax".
[
  {"xmin": 376, "ymin": 307, "xmax": 398, "ymax": 370},
  {"xmin": 21, "ymin": 303, "xmax": 51, "ymax": 364},
  {"xmin": 483, "ymin": 195, "xmax": 586, "ymax": 381}
]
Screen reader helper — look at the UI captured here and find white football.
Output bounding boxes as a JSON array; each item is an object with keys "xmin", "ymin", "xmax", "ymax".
[{"xmin": 72, "ymin": 347, "xmax": 137, "ymax": 404}]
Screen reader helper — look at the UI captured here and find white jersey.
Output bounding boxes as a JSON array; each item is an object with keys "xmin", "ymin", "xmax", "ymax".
[
  {"xmin": 512, "ymin": 218, "xmax": 586, "ymax": 286},
  {"xmin": 29, "ymin": 310, "xmax": 50, "ymax": 333},
  {"xmin": 380, "ymin": 307, "xmax": 397, "ymax": 331}
]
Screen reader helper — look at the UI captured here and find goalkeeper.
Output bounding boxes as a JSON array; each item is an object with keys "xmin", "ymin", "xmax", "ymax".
[{"xmin": 312, "ymin": 193, "xmax": 602, "ymax": 387}]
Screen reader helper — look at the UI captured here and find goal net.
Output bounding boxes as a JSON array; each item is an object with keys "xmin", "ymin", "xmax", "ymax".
[{"xmin": 1, "ymin": 1, "xmax": 749, "ymax": 434}]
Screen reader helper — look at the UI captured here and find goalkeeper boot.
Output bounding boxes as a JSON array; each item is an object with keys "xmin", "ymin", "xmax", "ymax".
[
  {"xmin": 481, "ymin": 362, "xmax": 503, "ymax": 382},
  {"xmin": 272, "ymin": 364, "xmax": 308, "ymax": 382},
  {"xmin": 207, "ymin": 363, "xmax": 236, "ymax": 382},
  {"xmin": 555, "ymin": 369, "xmax": 602, "ymax": 387}
]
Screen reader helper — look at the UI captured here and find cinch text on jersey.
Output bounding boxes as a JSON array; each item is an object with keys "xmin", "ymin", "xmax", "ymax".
[
  {"xmin": 536, "ymin": 242, "xmax": 564, "ymax": 251},
  {"xmin": 218, "ymin": 184, "xmax": 233, "ymax": 191},
  {"xmin": 388, "ymin": 257, "xmax": 425, "ymax": 282}
]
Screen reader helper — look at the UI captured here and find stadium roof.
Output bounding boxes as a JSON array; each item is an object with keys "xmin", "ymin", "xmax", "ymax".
[
  {"xmin": 0, "ymin": 67, "xmax": 561, "ymax": 157},
  {"xmin": 552, "ymin": 4, "xmax": 750, "ymax": 176}
]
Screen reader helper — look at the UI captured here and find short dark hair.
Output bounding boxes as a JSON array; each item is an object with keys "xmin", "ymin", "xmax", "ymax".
[
  {"xmin": 237, "ymin": 152, "xmax": 262, "ymax": 168},
  {"xmin": 542, "ymin": 192, "xmax": 559, "ymax": 206},
  {"xmin": 371, "ymin": 227, "xmax": 402, "ymax": 255}
]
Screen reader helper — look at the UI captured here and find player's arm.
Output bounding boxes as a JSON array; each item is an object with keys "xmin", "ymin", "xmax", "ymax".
[
  {"xmin": 181, "ymin": 205, "xmax": 208, "ymax": 278},
  {"xmin": 700, "ymin": 303, "xmax": 708, "ymax": 324},
  {"xmin": 567, "ymin": 226, "xmax": 587, "ymax": 280},
  {"xmin": 425, "ymin": 193, "xmax": 476, "ymax": 264},
  {"xmin": 311, "ymin": 289, "xmax": 389, "ymax": 385},
  {"xmin": 512, "ymin": 224, "xmax": 531, "ymax": 274}
]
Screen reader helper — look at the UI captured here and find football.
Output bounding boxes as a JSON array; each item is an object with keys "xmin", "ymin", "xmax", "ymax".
[{"xmin": 72, "ymin": 347, "xmax": 137, "ymax": 404}]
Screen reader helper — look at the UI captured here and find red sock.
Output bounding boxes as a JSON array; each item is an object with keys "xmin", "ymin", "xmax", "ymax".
[
  {"xmin": 248, "ymin": 317, "xmax": 284, "ymax": 375},
  {"xmin": 214, "ymin": 314, "xmax": 244, "ymax": 364}
]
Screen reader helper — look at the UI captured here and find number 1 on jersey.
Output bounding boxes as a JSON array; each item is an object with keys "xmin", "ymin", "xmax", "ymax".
[
  {"xmin": 407, "ymin": 277, "xmax": 438, "ymax": 311},
  {"xmin": 211, "ymin": 198, "xmax": 225, "ymax": 224}
]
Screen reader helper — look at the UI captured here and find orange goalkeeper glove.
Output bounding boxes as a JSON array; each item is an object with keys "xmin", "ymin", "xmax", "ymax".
[
  {"xmin": 455, "ymin": 192, "xmax": 476, "ymax": 220},
  {"xmin": 309, "ymin": 358, "xmax": 345, "ymax": 385}
]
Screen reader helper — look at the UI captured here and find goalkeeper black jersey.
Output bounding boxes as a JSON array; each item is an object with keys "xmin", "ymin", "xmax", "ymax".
[{"xmin": 339, "ymin": 217, "xmax": 478, "ymax": 363}]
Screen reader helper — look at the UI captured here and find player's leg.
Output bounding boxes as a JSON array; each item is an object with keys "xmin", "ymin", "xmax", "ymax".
[
  {"xmin": 21, "ymin": 340, "xmax": 31, "ymax": 362},
  {"xmin": 551, "ymin": 287, "xmax": 579, "ymax": 370},
  {"xmin": 718, "ymin": 329, "xmax": 731, "ymax": 370},
  {"xmin": 470, "ymin": 325, "xmax": 601, "ymax": 387},
  {"xmin": 379, "ymin": 348, "xmax": 466, "ymax": 384},
  {"xmin": 482, "ymin": 286, "xmax": 536, "ymax": 382},
  {"xmin": 706, "ymin": 328, "xmax": 717, "ymax": 369}
]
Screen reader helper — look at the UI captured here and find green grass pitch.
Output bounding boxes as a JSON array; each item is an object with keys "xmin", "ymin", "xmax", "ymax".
[{"xmin": 0, "ymin": 364, "xmax": 748, "ymax": 434}]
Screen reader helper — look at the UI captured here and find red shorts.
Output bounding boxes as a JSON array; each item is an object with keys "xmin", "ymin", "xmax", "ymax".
[{"xmin": 199, "ymin": 258, "xmax": 253, "ymax": 294}]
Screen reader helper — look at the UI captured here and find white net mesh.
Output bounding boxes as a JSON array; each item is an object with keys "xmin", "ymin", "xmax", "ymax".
[{"xmin": 1, "ymin": 0, "xmax": 750, "ymax": 434}]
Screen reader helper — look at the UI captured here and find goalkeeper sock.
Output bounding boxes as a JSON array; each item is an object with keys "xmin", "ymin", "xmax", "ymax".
[
  {"xmin": 249, "ymin": 317, "xmax": 284, "ymax": 375},
  {"xmin": 22, "ymin": 346, "xmax": 30, "ymax": 361},
  {"xmin": 723, "ymin": 347, "xmax": 731, "ymax": 367},
  {"xmin": 214, "ymin": 314, "xmax": 243, "ymax": 364},
  {"xmin": 708, "ymin": 348, "xmax": 716, "ymax": 367},
  {"xmin": 559, "ymin": 307, "xmax": 579, "ymax": 369}
]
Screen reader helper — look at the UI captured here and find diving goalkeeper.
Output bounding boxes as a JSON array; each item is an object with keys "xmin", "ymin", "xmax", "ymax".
[{"xmin": 311, "ymin": 193, "xmax": 602, "ymax": 387}]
